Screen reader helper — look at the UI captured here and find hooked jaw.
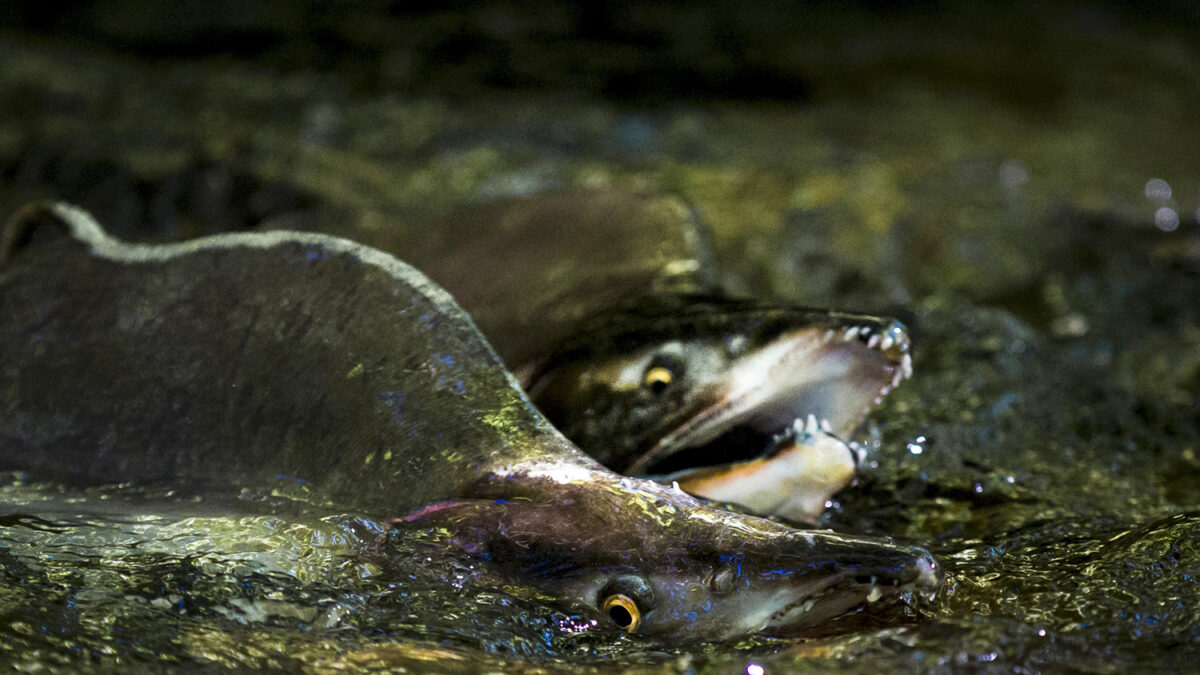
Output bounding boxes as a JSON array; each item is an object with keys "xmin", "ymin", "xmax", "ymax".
[
  {"xmin": 746, "ymin": 531, "xmax": 941, "ymax": 639},
  {"xmin": 772, "ymin": 316, "xmax": 912, "ymax": 440},
  {"xmin": 633, "ymin": 314, "xmax": 913, "ymax": 522},
  {"xmin": 648, "ymin": 514, "xmax": 940, "ymax": 640}
]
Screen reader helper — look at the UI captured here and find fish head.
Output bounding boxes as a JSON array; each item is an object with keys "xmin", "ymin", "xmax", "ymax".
[
  {"xmin": 397, "ymin": 468, "xmax": 940, "ymax": 642},
  {"xmin": 520, "ymin": 294, "xmax": 912, "ymax": 522}
]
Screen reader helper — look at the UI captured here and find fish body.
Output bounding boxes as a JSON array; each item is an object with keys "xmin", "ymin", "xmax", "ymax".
[
  {"xmin": 314, "ymin": 189, "xmax": 912, "ymax": 522},
  {"xmin": 0, "ymin": 203, "xmax": 939, "ymax": 641}
]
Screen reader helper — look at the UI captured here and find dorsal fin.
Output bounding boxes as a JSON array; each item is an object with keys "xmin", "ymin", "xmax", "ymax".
[{"xmin": 0, "ymin": 202, "xmax": 81, "ymax": 265}]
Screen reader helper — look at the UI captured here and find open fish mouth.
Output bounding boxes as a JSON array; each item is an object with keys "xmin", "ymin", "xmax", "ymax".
[{"xmin": 631, "ymin": 316, "xmax": 912, "ymax": 522}]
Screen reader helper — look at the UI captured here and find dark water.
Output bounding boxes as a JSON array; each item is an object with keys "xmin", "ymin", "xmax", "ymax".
[
  {"xmin": 2, "ymin": 2, "xmax": 1199, "ymax": 671},
  {"xmin": 821, "ymin": 225, "xmax": 1200, "ymax": 669}
]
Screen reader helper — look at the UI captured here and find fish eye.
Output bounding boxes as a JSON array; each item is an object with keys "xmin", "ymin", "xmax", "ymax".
[
  {"xmin": 601, "ymin": 593, "xmax": 641, "ymax": 631},
  {"xmin": 643, "ymin": 365, "xmax": 674, "ymax": 394},
  {"xmin": 642, "ymin": 351, "xmax": 686, "ymax": 396},
  {"xmin": 598, "ymin": 574, "xmax": 655, "ymax": 632}
]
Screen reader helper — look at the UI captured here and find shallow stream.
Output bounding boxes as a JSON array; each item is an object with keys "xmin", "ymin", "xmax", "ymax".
[{"xmin": 2, "ymin": 2, "xmax": 1199, "ymax": 671}]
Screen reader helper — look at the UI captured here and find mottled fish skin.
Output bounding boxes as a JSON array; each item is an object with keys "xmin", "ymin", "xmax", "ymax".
[{"xmin": 0, "ymin": 202, "xmax": 939, "ymax": 641}]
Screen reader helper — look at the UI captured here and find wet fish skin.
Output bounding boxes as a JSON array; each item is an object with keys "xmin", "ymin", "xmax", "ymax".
[
  {"xmin": 0, "ymin": 202, "xmax": 940, "ymax": 640},
  {"xmin": 0, "ymin": 203, "xmax": 564, "ymax": 513}
]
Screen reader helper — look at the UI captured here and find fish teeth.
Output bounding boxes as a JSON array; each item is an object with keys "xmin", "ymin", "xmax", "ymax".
[
  {"xmin": 880, "ymin": 333, "xmax": 895, "ymax": 351},
  {"xmin": 849, "ymin": 440, "xmax": 869, "ymax": 466},
  {"xmin": 844, "ymin": 326, "xmax": 861, "ymax": 340},
  {"xmin": 788, "ymin": 414, "xmax": 834, "ymax": 439},
  {"xmin": 824, "ymin": 329, "xmax": 837, "ymax": 343},
  {"xmin": 867, "ymin": 334, "xmax": 881, "ymax": 349},
  {"xmin": 902, "ymin": 353, "xmax": 913, "ymax": 378}
]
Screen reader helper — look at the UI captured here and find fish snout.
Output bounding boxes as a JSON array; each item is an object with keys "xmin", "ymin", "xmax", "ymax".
[
  {"xmin": 847, "ymin": 544, "xmax": 942, "ymax": 595},
  {"xmin": 818, "ymin": 314, "xmax": 911, "ymax": 358},
  {"xmin": 779, "ymin": 531, "xmax": 943, "ymax": 596},
  {"xmin": 806, "ymin": 314, "xmax": 912, "ymax": 380},
  {"xmin": 746, "ymin": 534, "xmax": 942, "ymax": 637}
]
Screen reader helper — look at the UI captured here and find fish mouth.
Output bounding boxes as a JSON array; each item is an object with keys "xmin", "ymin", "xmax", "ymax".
[
  {"xmin": 696, "ymin": 532, "xmax": 941, "ymax": 641},
  {"xmin": 630, "ymin": 316, "xmax": 912, "ymax": 521},
  {"xmin": 759, "ymin": 541, "xmax": 941, "ymax": 638}
]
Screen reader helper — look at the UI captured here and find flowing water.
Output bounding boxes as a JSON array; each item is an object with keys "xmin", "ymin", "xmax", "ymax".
[{"xmin": 2, "ymin": 2, "xmax": 1199, "ymax": 671}]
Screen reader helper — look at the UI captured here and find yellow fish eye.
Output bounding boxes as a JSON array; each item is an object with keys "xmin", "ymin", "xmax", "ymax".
[
  {"xmin": 643, "ymin": 366, "xmax": 673, "ymax": 393},
  {"xmin": 602, "ymin": 593, "xmax": 642, "ymax": 632}
]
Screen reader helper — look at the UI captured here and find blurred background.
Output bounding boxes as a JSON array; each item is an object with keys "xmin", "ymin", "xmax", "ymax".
[{"xmin": 3, "ymin": 1, "xmax": 1198, "ymax": 308}]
